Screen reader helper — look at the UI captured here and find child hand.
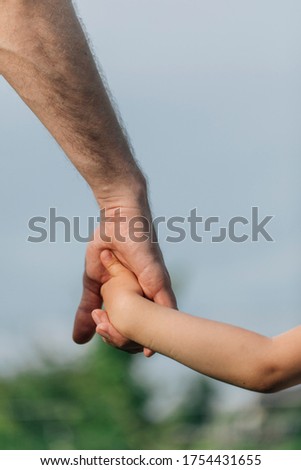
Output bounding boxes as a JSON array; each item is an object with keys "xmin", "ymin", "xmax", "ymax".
[
  {"xmin": 92, "ymin": 250, "xmax": 144, "ymax": 346},
  {"xmin": 92, "ymin": 308, "xmax": 145, "ymax": 353}
]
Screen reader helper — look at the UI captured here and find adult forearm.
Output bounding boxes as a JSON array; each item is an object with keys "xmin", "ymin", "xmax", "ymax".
[{"xmin": 0, "ymin": 0, "xmax": 145, "ymax": 204}]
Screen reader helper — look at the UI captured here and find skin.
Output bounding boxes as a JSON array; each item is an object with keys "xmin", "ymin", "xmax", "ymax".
[
  {"xmin": 93, "ymin": 250, "xmax": 301, "ymax": 393},
  {"xmin": 0, "ymin": 0, "xmax": 176, "ymax": 353}
]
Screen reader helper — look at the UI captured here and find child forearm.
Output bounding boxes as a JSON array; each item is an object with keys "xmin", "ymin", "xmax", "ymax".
[
  {"xmin": 120, "ymin": 297, "xmax": 287, "ymax": 393},
  {"xmin": 96, "ymin": 250, "xmax": 301, "ymax": 393}
]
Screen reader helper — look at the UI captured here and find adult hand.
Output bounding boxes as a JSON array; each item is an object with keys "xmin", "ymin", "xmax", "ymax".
[
  {"xmin": 73, "ymin": 194, "xmax": 177, "ymax": 356},
  {"xmin": 0, "ymin": 0, "xmax": 176, "ymax": 356}
]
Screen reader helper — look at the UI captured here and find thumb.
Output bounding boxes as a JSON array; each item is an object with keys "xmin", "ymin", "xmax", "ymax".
[{"xmin": 100, "ymin": 250, "xmax": 126, "ymax": 277}]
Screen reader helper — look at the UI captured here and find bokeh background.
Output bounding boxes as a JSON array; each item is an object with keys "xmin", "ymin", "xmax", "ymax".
[{"xmin": 1, "ymin": 0, "xmax": 301, "ymax": 449}]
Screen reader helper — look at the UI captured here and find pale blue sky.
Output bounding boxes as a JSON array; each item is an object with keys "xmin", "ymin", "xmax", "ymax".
[{"xmin": 1, "ymin": 0, "xmax": 301, "ymax": 410}]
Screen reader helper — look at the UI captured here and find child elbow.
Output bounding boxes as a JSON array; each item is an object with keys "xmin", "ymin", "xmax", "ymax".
[
  {"xmin": 254, "ymin": 380, "xmax": 278, "ymax": 394},
  {"xmin": 250, "ymin": 363, "xmax": 282, "ymax": 394}
]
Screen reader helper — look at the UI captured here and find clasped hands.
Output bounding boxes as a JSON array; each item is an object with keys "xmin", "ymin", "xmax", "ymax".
[{"xmin": 73, "ymin": 201, "xmax": 176, "ymax": 356}]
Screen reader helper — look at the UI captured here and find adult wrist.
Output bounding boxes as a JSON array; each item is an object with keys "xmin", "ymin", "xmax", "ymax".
[{"xmin": 95, "ymin": 174, "xmax": 149, "ymax": 211}]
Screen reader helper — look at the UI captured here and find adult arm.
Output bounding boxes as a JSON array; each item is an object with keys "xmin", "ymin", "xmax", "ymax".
[
  {"xmin": 0, "ymin": 0, "xmax": 176, "ymax": 347},
  {"xmin": 0, "ymin": 0, "xmax": 141, "ymax": 200}
]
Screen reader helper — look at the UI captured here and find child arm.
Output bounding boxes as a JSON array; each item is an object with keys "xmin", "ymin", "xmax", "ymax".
[{"xmin": 93, "ymin": 251, "xmax": 301, "ymax": 393}]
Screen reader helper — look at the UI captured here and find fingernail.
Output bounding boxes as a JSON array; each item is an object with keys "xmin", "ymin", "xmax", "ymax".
[{"xmin": 92, "ymin": 310, "xmax": 102, "ymax": 325}]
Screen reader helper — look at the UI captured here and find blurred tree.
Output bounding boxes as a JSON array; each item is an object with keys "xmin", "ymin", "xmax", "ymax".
[
  {"xmin": 153, "ymin": 378, "xmax": 215, "ymax": 449},
  {"xmin": 0, "ymin": 342, "xmax": 150, "ymax": 449},
  {"xmin": 0, "ymin": 340, "xmax": 216, "ymax": 450}
]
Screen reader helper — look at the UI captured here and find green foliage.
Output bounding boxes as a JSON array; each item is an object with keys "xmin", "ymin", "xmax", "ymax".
[
  {"xmin": 0, "ymin": 343, "xmax": 149, "ymax": 450},
  {"xmin": 153, "ymin": 379, "xmax": 215, "ymax": 449},
  {"xmin": 4, "ymin": 341, "xmax": 301, "ymax": 450},
  {"xmin": 0, "ymin": 342, "xmax": 213, "ymax": 450}
]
